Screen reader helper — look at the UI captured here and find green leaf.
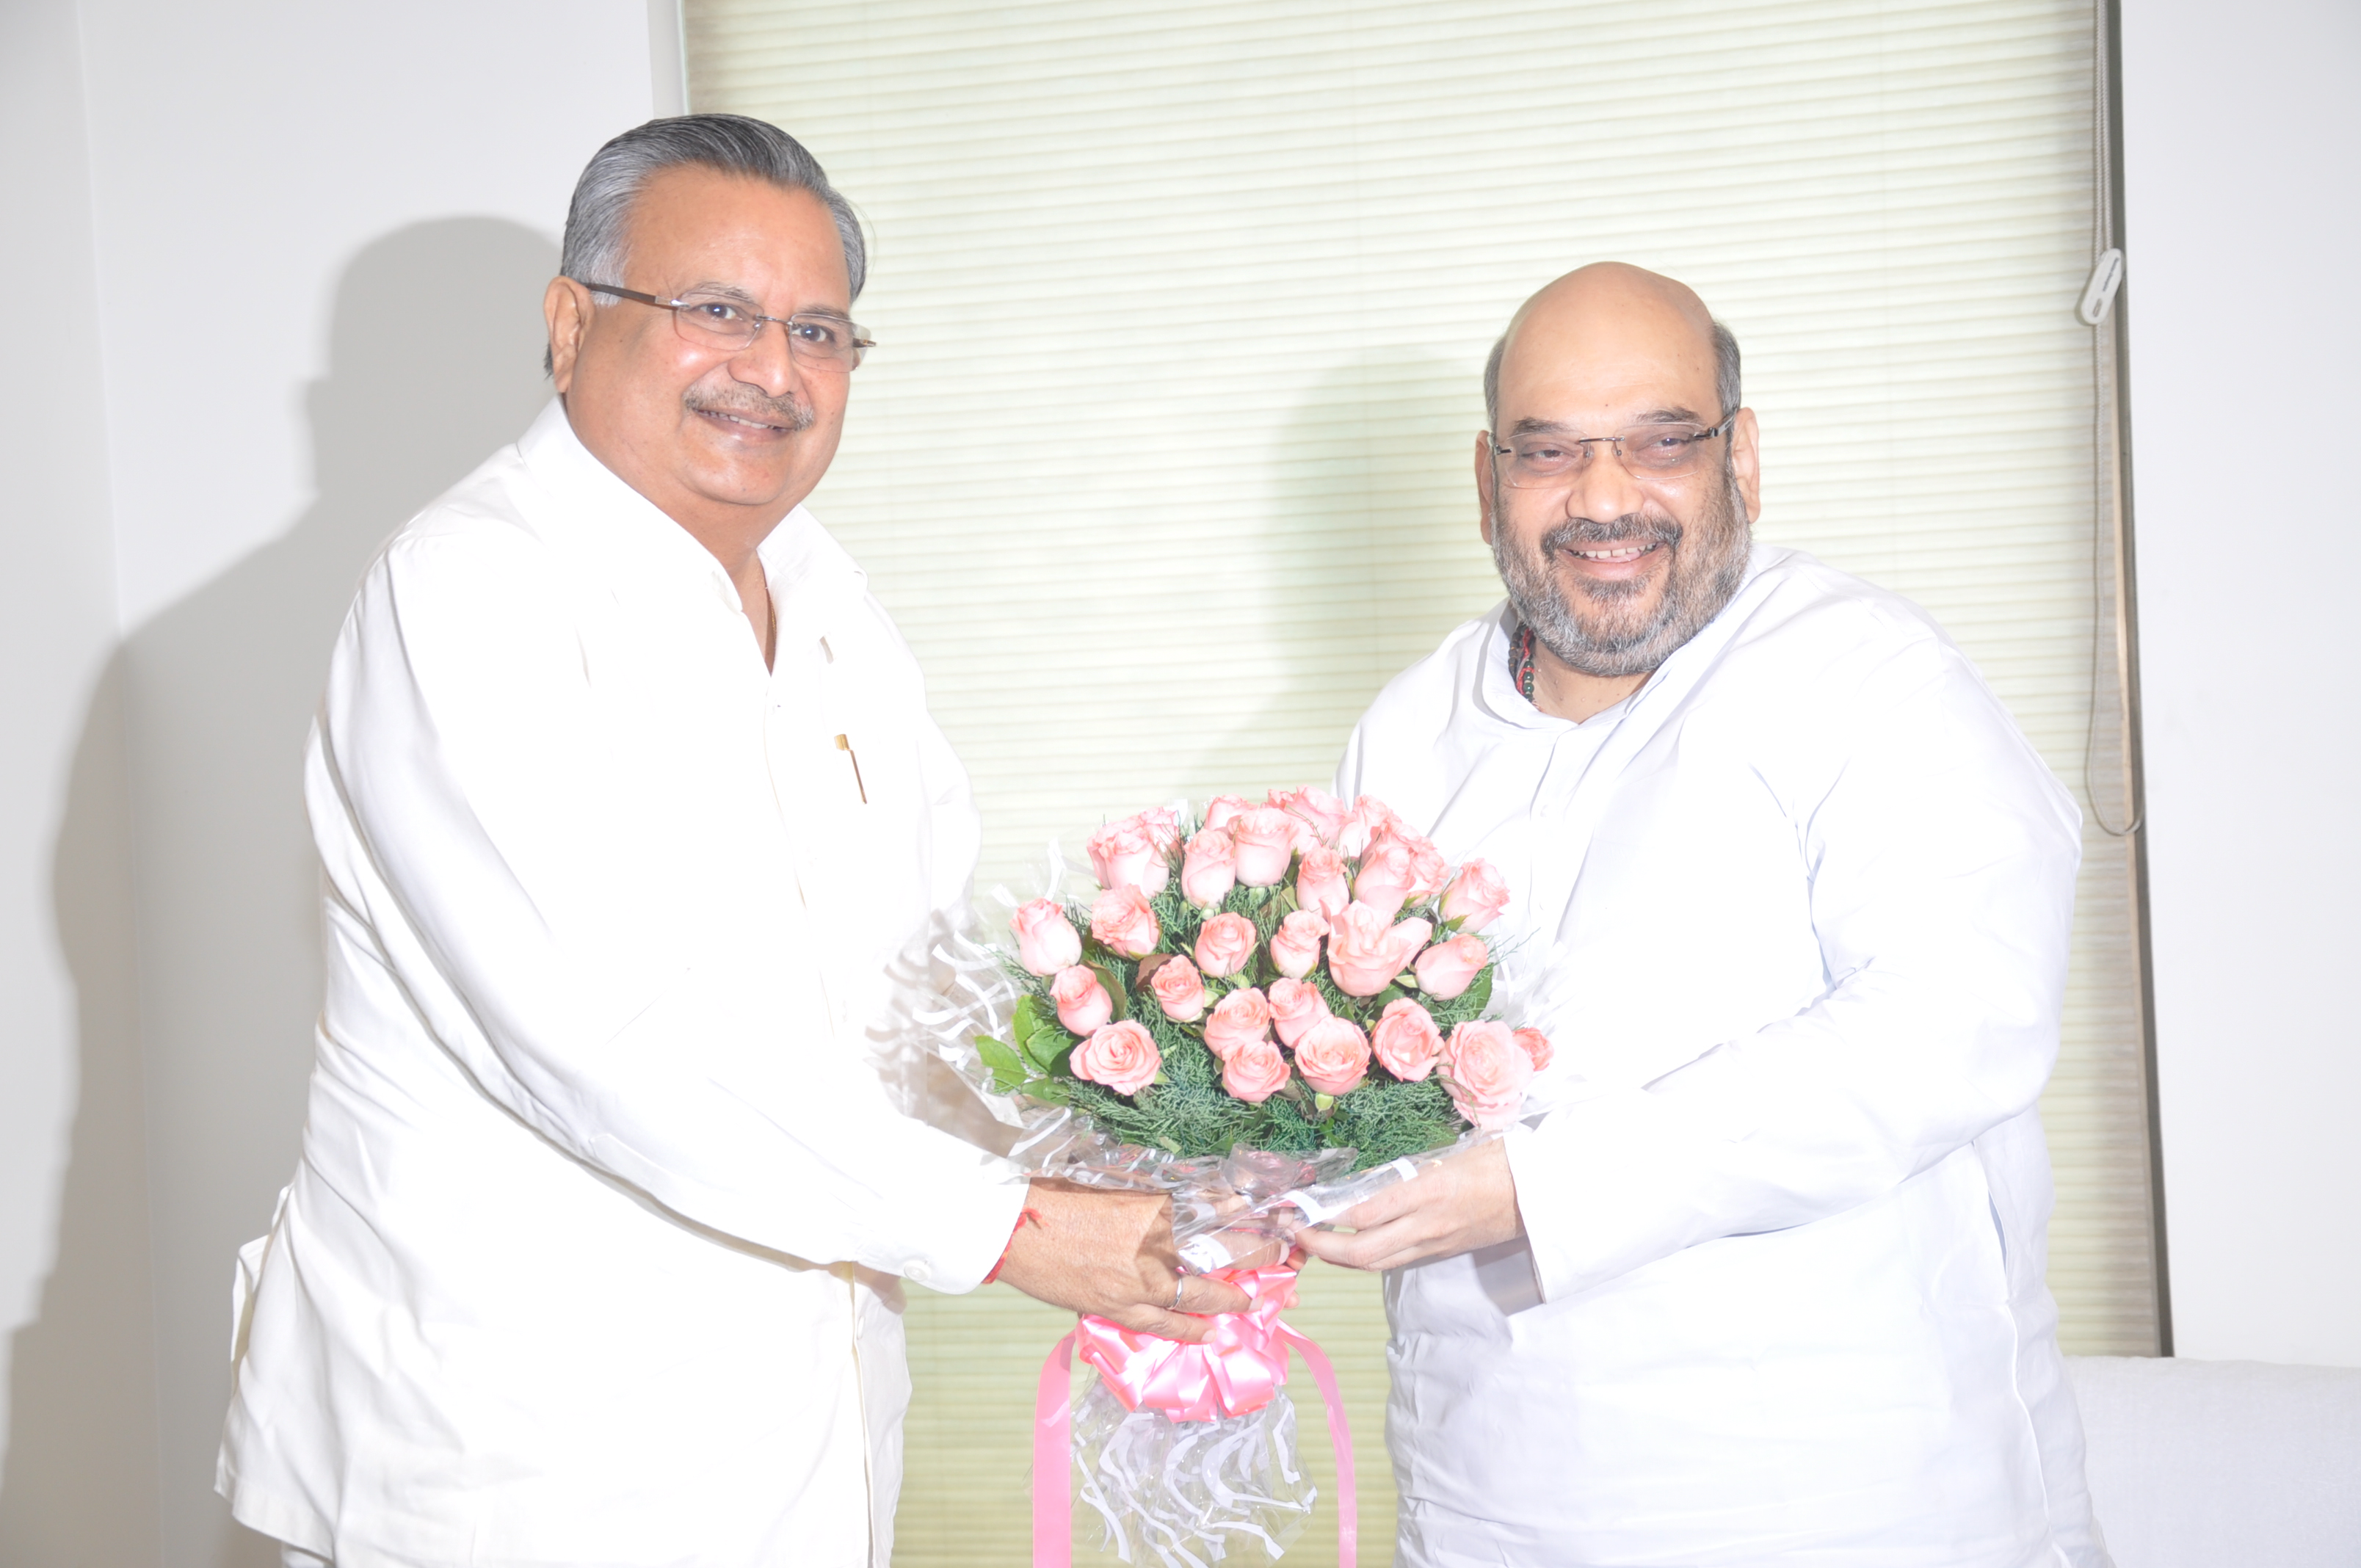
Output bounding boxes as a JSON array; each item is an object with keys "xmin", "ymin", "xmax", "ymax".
[
  {"xmin": 1464, "ymin": 967, "xmax": 1493, "ymax": 1012},
  {"xmin": 1012, "ymin": 994, "xmax": 1046, "ymax": 1050},
  {"xmin": 976, "ymin": 1036, "xmax": 1026, "ymax": 1092},
  {"xmin": 1089, "ymin": 960, "xmax": 1131, "ymax": 1023},
  {"xmin": 1020, "ymin": 1021, "xmax": 1076, "ymax": 1075}
]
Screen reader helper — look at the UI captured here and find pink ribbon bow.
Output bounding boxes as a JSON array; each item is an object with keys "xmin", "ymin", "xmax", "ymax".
[{"xmin": 1033, "ymin": 1266, "xmax": 1356, "ymax": 1568}]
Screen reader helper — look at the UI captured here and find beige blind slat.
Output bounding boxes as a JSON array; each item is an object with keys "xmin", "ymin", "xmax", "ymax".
[{"xmin": 689, "ymin": 3, "xmax": 2156, "ymax": 1560}]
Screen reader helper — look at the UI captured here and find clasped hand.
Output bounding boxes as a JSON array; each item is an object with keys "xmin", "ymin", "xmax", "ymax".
[
  {"xmin": 993, "ymin": 1178, "xmax": 1253, "ymax": 1341},
  {"xmin": 1291, "ymin": 1139, "xmax": 1523, "ymax": 1273}
]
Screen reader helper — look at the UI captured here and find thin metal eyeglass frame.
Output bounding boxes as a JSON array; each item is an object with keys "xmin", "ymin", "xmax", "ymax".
[
  {"xmin": 1490, "ymin": 411, "xmax": 1737, "ymax": 487},
  {"xmin": 576, "ymin": 280, "xmax": 874, "ymax": 368}
]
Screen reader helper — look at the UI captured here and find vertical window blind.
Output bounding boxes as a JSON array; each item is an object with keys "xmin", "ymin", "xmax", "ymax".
[{"xmin": 686, "ymin": 3, "xmax": 2153, "ymax": 1561}]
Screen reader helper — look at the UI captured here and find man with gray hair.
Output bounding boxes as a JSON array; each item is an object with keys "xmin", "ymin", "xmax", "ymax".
[
  {"xmin": 216, "ymin": 115, "xmax": 1246, "ymax": 1568},
  {"xmin": 1299, "ymin": 263, "xmax": 2110, "ymax": 1566}
]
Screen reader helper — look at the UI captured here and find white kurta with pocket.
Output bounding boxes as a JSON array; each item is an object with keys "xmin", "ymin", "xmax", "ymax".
[
  {"xmin": 217, "ymin": 399, "xmax": 1026, "ymax": 1568},
  {"xmin": 1337, "ymin": 545, "xmax": 2110, "ymax": 1568}
]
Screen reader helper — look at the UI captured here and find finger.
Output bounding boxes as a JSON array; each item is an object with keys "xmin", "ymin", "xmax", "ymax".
[
  {"xmin": 1291, "ymin": 1224, "xmax": 1384, "ymax": 1271},
  {"xmin": 1103, "ymin": 1303, "xmax": 1213, "ymax": 1342},
  {"xmin": 1173, "ymin": 1273, "xmax": 1252, "ymax": 1315}
]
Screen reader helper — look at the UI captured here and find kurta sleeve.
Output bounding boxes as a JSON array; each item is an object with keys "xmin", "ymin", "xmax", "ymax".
[
  {"xmin": 1506, "ymin": 640, "xmax": 2082, "ymax": 1302},
  {"xmin": 315, "ymin": 525, "xmax": 1026, "ymax": 1291}
]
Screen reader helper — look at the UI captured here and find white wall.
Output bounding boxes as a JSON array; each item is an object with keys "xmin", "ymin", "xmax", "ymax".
[
  {"xmin": 2124, "ymin": 0, "xmax": 2361, "ymax": 1365},
  {"xmin": 0, "ymin": 3, "xmax": 657, "ymax": 1561}
]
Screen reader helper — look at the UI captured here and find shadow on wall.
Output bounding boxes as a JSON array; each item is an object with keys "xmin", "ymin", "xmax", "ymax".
[{"xmin": 0, "ymin": 218, "xmax": 560, "ymax": 1568}]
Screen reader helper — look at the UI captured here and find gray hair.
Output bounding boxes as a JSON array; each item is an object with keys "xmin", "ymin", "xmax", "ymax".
[
  {"xmin": 548, "ymin": 114, "xmax": 866, "ymax": 371},
  {"xmin": 1484, "ymin": 318, "xmax": 1742, "ymax": 429}
]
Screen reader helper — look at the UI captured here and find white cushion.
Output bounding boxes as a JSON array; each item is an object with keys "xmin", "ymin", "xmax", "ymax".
[{"xmin": 2067, "ymin": 1355, "xmax": 2361, "ymax": 1568}]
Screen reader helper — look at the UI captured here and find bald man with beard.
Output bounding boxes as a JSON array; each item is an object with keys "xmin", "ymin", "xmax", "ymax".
[{"xmin": 1297, "ymin": 265, "xmax": 2111, "ymax": 1568}]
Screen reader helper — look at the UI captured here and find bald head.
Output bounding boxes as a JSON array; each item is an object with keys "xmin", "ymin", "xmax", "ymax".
[{"xmin": 1484, "ymin": 264, "xmax": 1739, "ymax": 432}]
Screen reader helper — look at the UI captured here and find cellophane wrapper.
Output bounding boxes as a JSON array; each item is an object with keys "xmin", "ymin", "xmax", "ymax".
[{"xmin": 901, "ymin": 859, "xmax": 1480, "ymax": 1565}]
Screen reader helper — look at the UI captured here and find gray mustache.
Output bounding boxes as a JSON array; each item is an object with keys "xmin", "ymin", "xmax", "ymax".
[
  {"xmin": 1540, "ymin": 516, "xmax": 1682, "ymax": 556},
  {"xmin": 685, "ymin": 391, "xmax": 814, "ymax": 431}
]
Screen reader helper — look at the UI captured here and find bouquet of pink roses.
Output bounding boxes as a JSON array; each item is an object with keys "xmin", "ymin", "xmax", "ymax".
[
  {"xmin": 944, "ymin": 789, "xmax": 1552, "ymax": 1568},
  {"xmin": 981, "ymin": 788, "xmax": 1552, "ymax": 1168}
]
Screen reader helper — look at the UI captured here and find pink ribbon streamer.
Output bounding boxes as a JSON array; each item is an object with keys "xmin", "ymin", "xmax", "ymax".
[{"xmin": 1032, "ymin": 1267, "xmax": 1357, "ymax": 1568}]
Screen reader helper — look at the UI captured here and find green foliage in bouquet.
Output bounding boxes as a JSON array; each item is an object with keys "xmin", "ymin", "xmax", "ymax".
[{"xmin": 979, "ymin": 796, "xmax": 1539, "ymax": 1174}]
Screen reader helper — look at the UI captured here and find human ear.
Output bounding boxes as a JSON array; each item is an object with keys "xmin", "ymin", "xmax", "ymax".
[
  {"xmin": 1729, "ymin": 407, "xmax": 1762, "ymax": 523},
  {"xmin": 1473, "ymin": 432, "xmax": 1499, "ymax": 545},
  {"xmin": 544, "ymin": 277, "xmax": 591, "ymax": 395}
]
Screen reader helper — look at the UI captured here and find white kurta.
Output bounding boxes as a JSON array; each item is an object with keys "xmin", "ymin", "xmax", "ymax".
[
  {"xmin": 1337, "ymin": 545, "xmax": 2109, "ymax": 1568},
  {"xmin": 218, "ymin": 400, "xmax": 1026, "ymax": 1568}
]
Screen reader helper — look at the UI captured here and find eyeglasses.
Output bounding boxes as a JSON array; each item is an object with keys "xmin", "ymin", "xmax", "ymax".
[
  {"xmin": 1490, "ymin": 413, "xmax": 1736, "ymax": 487},
  {"xmin": 576, "ymin": 281, "xmax": 874, "ymax": 369}
]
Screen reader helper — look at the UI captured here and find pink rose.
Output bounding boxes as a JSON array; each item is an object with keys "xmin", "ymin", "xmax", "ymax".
[
  {"xmin": 1441, "ymin": 1020, "xmax": 1534, "ymax": 1130},
  {"xmin": 1089, "ymin": 886, "xmax": 1161, "ymax": 959},
  {"xmin": 1229, "ymin": 807, "xmax": 1299, "ymax": 887},
  {"xmin": 1400, "ymin": 833, "xmax": 1452, "ymax": 900},
  {"xmin": 1072, "ymin": 1019, "xmax": 1161, "ymax": 1096},
  {"xmin": 1149, "ymin": 953, "xmax": 1209, "ymax": 1023},
  {"xmin": 1513, "ymin": 1027, "xmax": 1555, "ymax": 1072},
  {"xmin": 1049, "ymin": 964, "xmax": 1113, "ymax": 1035},
  {"xmin": 1352, "ymin": 836, "xmax": 1417, "ymax": 919},
  {"xmin": 1011, "ymin": 898, "xmax": 1082, "ymax": 976},
  {"xmin": 1268, "ymin": 910, "xmax": 1329, "ymax": 979},
  {"xmin": 1412, "ymin": 934, "xmax": 1489, "ymax": 1001},
  {"xmin": 1221, "ymin": 1037, "xmax": 1290, "ymax": 1103},
  {"xmin": 1441, "ymin": 859, "xmax": 1512, "ymax": 932},
  {"xmin": 1370, "ymin": 998, "xmax": 1444, "ymax": 1081},
  {"xmin": 1203, "ymin": 987, "xmax": 1272, "ymax": 1061},
  {"xmin": 1292, "ymin": 1016, "xmax": 1372, "ymax": 1097},
  {"xmin": 1335, "ymin": 796, "xmax": 1404, "ymax": 857},
  {"xmin": 1180, "ymin": 829, "xmax": 1237, "ymax": 908},
  {"xmin": 1086, "ymin": 816, "xmax": 1170, "ymax": 896},
  {"xmin": 1202, "ymin": 794, "xmax": 1256, "ymax": 832},
  {"xmin": 1193, "ymin": 912, "xmax": 1258, "ymax": 978},
  {"xmin": 1270, "ymin": 785, "xmax": 1348, "ymax": 847},
  {"xmin": 1296, "ymin": 846, "xmax": 1351, "ymax": 921},
  {"xmin": 1136, "ymin": 807, "xmax": 1182, "ymax": 855},
  {"xmin": 1266, "ymin": 977, "xmax": 1332, "ymax": 1047},
  {"xmin": 1326, "ymin": 902, "xmax": 1432, "ymax": 997}
]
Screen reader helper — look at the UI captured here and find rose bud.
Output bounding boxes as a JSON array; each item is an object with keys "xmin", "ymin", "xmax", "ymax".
[
  {"xmin": 1296, "ymin": 846, "xmax": 1351, "ymax": 922},
  {"xmin": 1193, "ymin": 912, "xmax": 1259, "ymax": 978},
  {"xmin": 1440, "ymin": 1020, "xmax": 1534, "ymax": 1130},
  {"xmin": 1048, "ymin": 965, "xmax": 1114, "ymax": 1035},
  {"xmin": 1440, "ymin": 858, "xmax": 1512, "ymax": 932},
  {"xmin": 1266, "ymin": 977, "xmax": 1332, "ymax": 1047},
  {"xmin": 1136, "ymin": 806, "xmax": 1183, "ymax": 855},
  {"xmin": 1221, "ymin": 1037, "xmax": 1290, "ymax": 1103},
  {"xmin": 1334, "ymin": 795, "xmax": 1404, "ymax": 857},
  {"xmin": 1228, "ymin": 807, "xmax": 1299, "ymax": 887},
  {"xmin": 1085, "ymin": 816, "xmax": 1169, "ymax": 896},
  {"xmin": 1071, "ymin": 1019, "xmax": 1161, "ymax": 1096},
  {"xmin": 1352, "ymin": 836, "xmax": 1416, "ymax": 919},
  {"xmin": 1513, "ymin": 1026, "xmax": 1555, "ymax": 1072},
  {"xmin": 1202, "ymin": 794, "xmax": 1256, "ymax": 832},
  {"xmin": 1089, "ymin": 886, "xmax": 1161, "ymax": 959},
  {"xmin": 1268, "ymin": 910, "xmax": 1329, "ymax": 979},
  {"xmin": 1371, "ymin": 997, "xmax": 1445, "ymax": 1081},
  {"xmin": 1180, "ymin": 828, "xmax": 1238, "ymax": 909},
  {"xmin": 1270, "ymin": 785, "xmax": 1348, "ymax": 847},
  {"xmin": 1011, "ymin": 897, "xmax": 1082, "ymax": 976},
  {"xmin": 1412, "ymin": 934, "xmax": 1489, "ymax": 1001},
  {"xmin": 1292, "ymin": 1016, "xmax": 1373, "ymax": 1097},
  {"xmin": 1203, "ymin": 986, "xmax": 1272, "ymax": 1061},
  {"xmin": 1150, "ymin": 953, "xmax": 1209, "ymax": 1023},
  {"xmin": 1401, "ymin": 833, "xmax": 1452, "ymax": 901},
  {"xmin": 1326, "ymin": 903, "xmax": 1432, "ymax": 997}
]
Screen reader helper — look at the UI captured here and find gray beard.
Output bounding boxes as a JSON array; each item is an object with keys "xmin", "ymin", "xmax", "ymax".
[{"xmin": 1492, "ymin": 467, "xmax": 1752, "ymax": 679}]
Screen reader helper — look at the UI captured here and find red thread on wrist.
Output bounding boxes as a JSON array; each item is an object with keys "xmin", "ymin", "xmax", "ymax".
[{"xmin": 981, "ymin": 1206, "xmax": 1046, "ymax": 1285}]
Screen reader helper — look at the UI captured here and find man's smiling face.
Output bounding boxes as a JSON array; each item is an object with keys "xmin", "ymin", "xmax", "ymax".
[
  {"xmin": 549, "ymin": 163, "xmax": 852, "ymax": 534},
  {"xmin": 1478, "ymin": 263, "xmax": 1762, "ymax": 680}
]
